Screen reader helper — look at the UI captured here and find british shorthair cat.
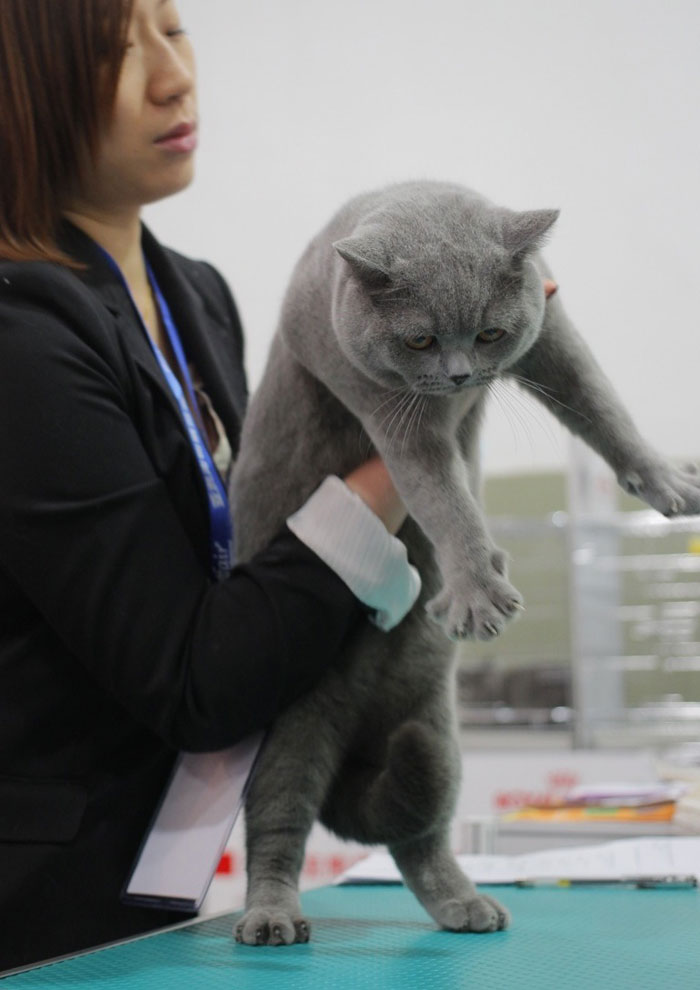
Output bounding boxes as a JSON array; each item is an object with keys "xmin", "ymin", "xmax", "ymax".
[{"xmin": 230, "ymin": 181, "xmax": 700, "ymax": 945}]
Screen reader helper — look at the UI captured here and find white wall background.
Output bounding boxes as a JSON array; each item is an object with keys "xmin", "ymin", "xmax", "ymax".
[{"xmin": 147, "ymin": 0, "xmax": 700, "ymax": 478}]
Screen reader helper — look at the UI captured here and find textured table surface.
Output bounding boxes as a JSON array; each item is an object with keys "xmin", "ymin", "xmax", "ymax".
[{"xmin": 3, "ymin": 882, "xmax": 699, "ymax": 989}]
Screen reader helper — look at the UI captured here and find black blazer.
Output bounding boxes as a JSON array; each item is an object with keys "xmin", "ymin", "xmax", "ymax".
[{"xmin": 0, "ymin": 224, "xmax": 362, "ymax": 970}]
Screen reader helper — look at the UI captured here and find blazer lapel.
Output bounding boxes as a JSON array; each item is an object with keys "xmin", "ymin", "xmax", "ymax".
[
  {"xmin": 56, "ymin": 221, "xmax": 187, "ymax": 431},
  {"xmin": 140, "ymin": 226, "xmax": 244, "ymax": 453},
  {"xmin": 57, "ymin": 220, "xmax": 243, "ymax": 456}
]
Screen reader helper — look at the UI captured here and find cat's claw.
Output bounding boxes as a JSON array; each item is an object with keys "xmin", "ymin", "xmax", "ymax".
[
  {"xmin": 426, "ymin": 573, "xmax": 524, "ymax": 642},
  {"xmin": 620, "ymin": 462, "xmax": 700, "ymax": 518}
]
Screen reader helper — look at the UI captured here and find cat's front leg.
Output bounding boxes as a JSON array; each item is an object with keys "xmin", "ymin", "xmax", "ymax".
[
  {"xmin": 374, "ymin": 429, "xmax": 523, "ymax": 641},
  {"xmin": 514, "ymin": 292, "xmax": 700, "ymax": 519}
]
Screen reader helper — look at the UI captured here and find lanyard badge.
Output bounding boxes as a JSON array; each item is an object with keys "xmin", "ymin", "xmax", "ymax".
[{"xmin": 101, "ymin": 248, "xmax": 234, "ymax": 581}]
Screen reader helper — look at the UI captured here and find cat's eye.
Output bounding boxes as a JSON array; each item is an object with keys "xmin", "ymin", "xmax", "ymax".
[
  {"xmin": 405, "ymin": 334, "xmax": 436, "ymax": 351},
  {"xmin": 476, "ymin": 328, "xmax": 506, "ymax": 343}
]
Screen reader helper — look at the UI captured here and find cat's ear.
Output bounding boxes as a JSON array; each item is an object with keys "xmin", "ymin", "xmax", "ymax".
[
  {"xmin": 333, "ymin": 237, "xmax": 393, "ymax": 291},
  {"xmin": 502, "ymin": 209, "xmax": 559, "ymax": 260}
]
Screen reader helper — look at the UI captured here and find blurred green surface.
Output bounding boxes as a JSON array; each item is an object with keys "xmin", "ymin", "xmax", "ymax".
[{"xmin": 458, "ymin": 471, "xmax": 700, "ymax": 730}]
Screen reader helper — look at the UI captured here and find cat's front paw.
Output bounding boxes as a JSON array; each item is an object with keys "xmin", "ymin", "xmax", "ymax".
[
  {"xmin": 234, "ymin": 907, "xmax": 311, "ymax": 946},
  {"xmin": 619, "ymin": 461, "xmax": 700, "ymax": 517},
  {"xmin": 437, "ymin": 892, "xmax": 510, "ymax": 933},
  {"xmin": 427, "ymin": 554, "xmax": 524, "ymax": 641}
]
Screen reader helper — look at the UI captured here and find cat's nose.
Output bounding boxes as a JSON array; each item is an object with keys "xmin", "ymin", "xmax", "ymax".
[{"xmin": 450, "ymin": 373, "xmax": 472, "ymax": 386}]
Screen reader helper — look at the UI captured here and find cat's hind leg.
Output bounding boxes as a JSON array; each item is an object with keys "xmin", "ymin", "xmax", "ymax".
[
  {"xmin": 320, "ymin": 719, "xmax": 458, "ymax": 845},
  {"xmin": 390, "ymin": 829, "xmax": 510, "ymax": 933},
  {"xmin": 235, "ymin": 701, "xmax": 344, "ymax": 946}
]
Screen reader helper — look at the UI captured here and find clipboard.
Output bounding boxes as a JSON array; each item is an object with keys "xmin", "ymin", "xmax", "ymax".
[{"xmin": 122, "ymin": 731, "xmax": 264, "ymax": 912}]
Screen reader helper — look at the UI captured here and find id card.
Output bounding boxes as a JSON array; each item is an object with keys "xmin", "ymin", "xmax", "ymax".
[{"xmin": 122, "ymin": 731, "xmax": 264, "ymax": 912}]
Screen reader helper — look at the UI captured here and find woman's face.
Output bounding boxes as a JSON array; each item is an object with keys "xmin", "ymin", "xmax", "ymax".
[{"xmin": 73, "ymin": 0, "xmax": 198, "ymax": 216}]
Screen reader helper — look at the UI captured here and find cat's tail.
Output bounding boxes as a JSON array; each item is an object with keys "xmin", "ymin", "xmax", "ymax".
[{"xmin": 319, "ymin": 720, "xmax": 458, "ymax": 845}]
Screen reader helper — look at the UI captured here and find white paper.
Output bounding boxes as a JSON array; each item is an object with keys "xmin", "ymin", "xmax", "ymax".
[
  {"xmin": 124, "ymin": 731, "xmax": 264, "ymax": 909},
  {"xmin": 336, "ymin": 837, "xmax": 700, "ymax": 886}
]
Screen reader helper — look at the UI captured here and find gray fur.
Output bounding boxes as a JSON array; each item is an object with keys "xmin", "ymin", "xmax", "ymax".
[{"xmin": 230, "ymin": 181, "xmax": 700, "ymax": 945}]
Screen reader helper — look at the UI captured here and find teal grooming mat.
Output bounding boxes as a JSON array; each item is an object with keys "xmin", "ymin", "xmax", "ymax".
[{"xmin": 3, "ymin": 883, "xmax": 698, "ymax": 989}]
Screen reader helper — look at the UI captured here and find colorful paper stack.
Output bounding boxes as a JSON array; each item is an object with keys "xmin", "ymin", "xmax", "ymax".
[{"xmin": 500, "ymin": 782, "xmax": 687, "ymax": 824}]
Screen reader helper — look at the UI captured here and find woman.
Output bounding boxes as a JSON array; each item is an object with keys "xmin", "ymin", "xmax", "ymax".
[{"xmin": 0, "ymin": 0, "xmax": 419, "ymax": 970}]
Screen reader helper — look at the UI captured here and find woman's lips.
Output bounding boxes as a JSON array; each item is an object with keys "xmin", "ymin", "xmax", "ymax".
[{"xmin": 155, "ymin": 122, "xmax": 198, "ymax": 153}]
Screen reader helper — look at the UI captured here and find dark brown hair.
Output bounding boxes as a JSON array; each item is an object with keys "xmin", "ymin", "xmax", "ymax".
[{"xmin": 0, "ymin": 0, "xmax": 133, "ymax": 265}]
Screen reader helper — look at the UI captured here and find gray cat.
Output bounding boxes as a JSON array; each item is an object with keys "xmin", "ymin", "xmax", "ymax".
[{"xmin": 230, "ymin": 180, "xmax": 700, "ymax": 945}]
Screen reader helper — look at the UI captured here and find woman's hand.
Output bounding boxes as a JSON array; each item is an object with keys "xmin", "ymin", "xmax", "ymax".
[{"xmin": 344, "ymin": 457, "xmax": 407, "ymax": 535}]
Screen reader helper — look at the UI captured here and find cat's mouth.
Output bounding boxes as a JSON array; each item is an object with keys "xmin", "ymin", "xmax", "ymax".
[{"xmin": 417, "ymin": 378, "xmax": 490, "ymax": 396}]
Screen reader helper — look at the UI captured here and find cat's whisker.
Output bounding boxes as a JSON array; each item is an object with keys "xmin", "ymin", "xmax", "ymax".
[
  {"xmin": 401, "ymin": 392, "xmax": 424, "ymax": 457},
  {"xmin": 359, "ymin": 388, "xmax": 412, "ymax": 459},
  {"xmin": 509, "ymin": 373, "xmax": 592, "ymax": 424},
  {"xmin": 396, "ymin": 391, "xmax": 423, "ymax": 455},
  {"xmin": 361, "ymin": 389, "xmax": 406, "ymax": 455},
  {"xmin": 488, "ymin": 381, "xmax": 536, "ymax": 453},
  {"xmin": 374, "ymin": 387, "xmax": 412, "ymax": 428},
  {"xmin": 495, "ymin": 379, "xmax": 557, "ymax": 450},
  {"xmin": 370, "ymin": 385, "xmax": 414, "ymax": 420},
  {"xmin": 416, "ymin": 394, "xmax": 429, "ymax": 439},
  {"xmin": 409, "ymin": 395, "xmax": 429, "ymax": 453},
  {"xmin": 373, "ymin": 389, "xmax": 411, "ymax": 447},
  {"xmin": 383, "ymin": 389, "xmax": 416, "ymax": 457},
  {"xmin": 486, "ymin": 382, "xmax": 522, "ymax": 450},
  {"xmin": 509, "ymin": 373, "xmax": 572, "ymax": 409},
  {"xmin": 488, "ymin": 379, "xmax": 556, "ymax": 456},
  {"xmin": 394, "ymin": 392, "xmax": 422, "ymax": 457},
  {"xmin": 508, "ymin": 372, "xmax": 558, "ymax": 395},
  {"xmin": 495, "ymin": 378, "xmax": 562, "ymax": 448},
  {"xmin": 358, "ymin": 388, "xmax": 409, "ymax": 459}
]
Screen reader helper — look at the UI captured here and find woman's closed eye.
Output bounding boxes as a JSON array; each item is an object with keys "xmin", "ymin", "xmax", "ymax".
[{"xmin": 123, "ymin": 24, "xmax": 187, "ymax": 51}]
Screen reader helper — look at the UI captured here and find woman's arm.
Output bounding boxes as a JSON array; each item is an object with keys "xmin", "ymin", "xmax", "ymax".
[{"xmin": 0, "ymin": 271, "xmax": 414, "ymax": 753}]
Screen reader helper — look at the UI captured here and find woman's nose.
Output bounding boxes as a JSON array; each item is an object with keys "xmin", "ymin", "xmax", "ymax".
[{"xmin": 149, "ymin": 42, "xmax": 195, "ymax": 105}]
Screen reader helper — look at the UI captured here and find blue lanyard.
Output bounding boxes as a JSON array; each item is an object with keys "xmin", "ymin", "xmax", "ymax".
[{"xmin": 99, "ymin": 248, "xmax": 234, "ymax": 581}]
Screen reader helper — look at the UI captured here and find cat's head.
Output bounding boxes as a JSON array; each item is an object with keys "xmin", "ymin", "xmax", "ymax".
[{"xmin": 331, "ymin": 185, "xmax": 558, "ymax": 395}]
